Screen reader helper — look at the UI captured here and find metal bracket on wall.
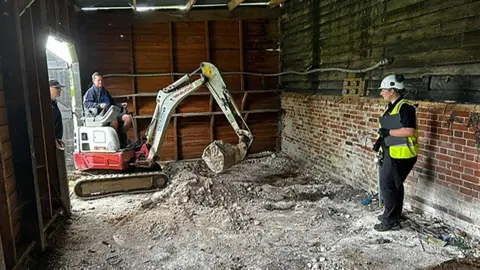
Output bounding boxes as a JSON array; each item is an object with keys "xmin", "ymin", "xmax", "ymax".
[{"xmin": 342, "ymin": 78, "xmax": 365, "ymax": 97}]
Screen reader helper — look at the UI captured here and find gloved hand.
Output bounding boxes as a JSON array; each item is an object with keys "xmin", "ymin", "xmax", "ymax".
[
  {"xmin": 378, "ymin": 128, "xmax": 390, "ymax": 138},
  {"xmin": 372, "ymin": 138, "xmax": 382, "ymax": 152}
]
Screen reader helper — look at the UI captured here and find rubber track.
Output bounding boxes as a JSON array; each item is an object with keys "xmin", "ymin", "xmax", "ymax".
[{"xmin": 74, "ymin": 171, "xmax": 168, "ymax": 200}]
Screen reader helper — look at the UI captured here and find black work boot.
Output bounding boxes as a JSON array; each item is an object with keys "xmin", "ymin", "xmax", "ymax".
[
  {"xmin": 374, "ymin": 222, "xmax": 401, "ymax": 232},
  {"xmin": 377, "ymin": 215, "xmax": 407, "ymax": 222}
]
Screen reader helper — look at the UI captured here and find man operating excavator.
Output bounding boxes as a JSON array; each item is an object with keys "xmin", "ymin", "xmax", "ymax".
[{"xmin": 83, "ymin": 72, "xmax": 132, "ymax": 147}]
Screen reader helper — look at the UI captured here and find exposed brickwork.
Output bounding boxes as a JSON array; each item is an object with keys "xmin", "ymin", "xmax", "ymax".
[{"xmin": 281, "ymin": 92, "xmax": 480, "ymax": 234}]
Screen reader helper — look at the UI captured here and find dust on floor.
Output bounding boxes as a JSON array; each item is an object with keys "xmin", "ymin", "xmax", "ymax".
[{"xmin": 36, "ymin": 154, "xmax": 479, "ymax": 270}]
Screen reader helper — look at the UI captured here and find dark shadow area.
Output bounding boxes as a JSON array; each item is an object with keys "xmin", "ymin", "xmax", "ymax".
[{"xmin": 421, "ymin": 257, "xmax": 480, "ymax": 270}]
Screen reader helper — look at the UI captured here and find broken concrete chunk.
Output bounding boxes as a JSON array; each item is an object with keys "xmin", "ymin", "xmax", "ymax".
[{"xmin": 202, "ymin": 140, "xmax": 247, "ymax": 173}]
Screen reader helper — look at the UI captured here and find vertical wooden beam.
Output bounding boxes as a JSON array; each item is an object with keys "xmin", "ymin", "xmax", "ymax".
[
  {"xmin": 22, "ymin": 6, "xmax": 52, "ymax": 219},
  {"xmin": 64, "ymin": 0, "xmax": 70, "ymax": 37},
  {"xmin": 0, "ymin": 157, "xmax": 16, "ymax": 270},
  {"xmin": 209, "ymin": 94, "xmax": 214, "ymax": 142},
  {"xmin": 169, "ymin": 22, "xmax": 175, "ymax": 84},
  {"xmin": 206, "ymin": 20, "xmax": 212, "ymax": 142},
  {"xmin": 53, "ymin": 0, "xmax": 60, "ymax": 33},
  {"xmin": 210, "ymin": 115, "xmax": 215, "ymax": 142},
  {"xmin": 0, "ymin": 0, "xmax": 45, "ymax": 254},
  {"xmin": 0, "ymin": 233, "xmax": 6, "ymax": 270},
  {"xmin": 0, "ymin": 59, "xmax": 13, "ymax": 270},
  {"xmin": 239, "ymin": 19, "xmax": 245, "ymax": 91},
  {"xmin": 130, "ymin": 24, "xmax": 138, "ymax": 116},
  {"xmin": 169, "ymin": 22, "xmax": 179, "ymax": 160},
  {"xmin": 34, "ymin": 0, "xmax": 59, "ymax": 221},
  {"xmin": 173, "ymin": 117, "xmax": 178, "ymax": 161},
  {"xmin": 205, "ymin": 21, "xmax": 210, "ymax": 61}
]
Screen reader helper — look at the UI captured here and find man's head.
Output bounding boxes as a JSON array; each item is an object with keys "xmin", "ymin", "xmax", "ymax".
[
  {"xmin": 379, "ymin": 74, "xmax": 405, "ymax": 102},
  {"xmin": 92, "ymin": 72, "xmax": 103, "ymax": 89},
  {"xmin": 49, "ymin": 79, "xmax": 65, "ymax": 100}
]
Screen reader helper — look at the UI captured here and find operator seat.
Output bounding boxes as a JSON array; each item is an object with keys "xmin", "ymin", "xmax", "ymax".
[{"xmin": 82, "ymin": 106, "xmax": 121, "ymax": 127}]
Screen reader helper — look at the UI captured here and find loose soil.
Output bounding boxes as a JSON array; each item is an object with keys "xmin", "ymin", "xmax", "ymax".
[{"xmin": 35, "ymin": 154, "xmax": 479, "ymax": 270}]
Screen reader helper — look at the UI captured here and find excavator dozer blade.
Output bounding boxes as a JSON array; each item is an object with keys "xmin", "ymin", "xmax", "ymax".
[
  {"xmin": 202, "ymin": 140, "xmax": 248, "ymax": 173},
  {"xmin": 74, "ymin": 171, "xmax": 168, "ymax": 199}
]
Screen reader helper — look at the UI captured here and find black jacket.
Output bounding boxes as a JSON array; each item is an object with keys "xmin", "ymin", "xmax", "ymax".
[{"xmin": 52, "ymin": 100, "xmax": 63, "ymax": 140}]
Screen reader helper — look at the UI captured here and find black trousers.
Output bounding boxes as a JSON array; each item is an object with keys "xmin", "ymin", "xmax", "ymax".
[{"xmin": 380, "ymin": 148, "xmax": 417, "ymax": 226}]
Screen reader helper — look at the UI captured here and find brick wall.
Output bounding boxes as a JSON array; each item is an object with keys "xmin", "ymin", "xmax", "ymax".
[{"xmin": 281, "ymin": 92, "xmax": 480, "ymax": 235}]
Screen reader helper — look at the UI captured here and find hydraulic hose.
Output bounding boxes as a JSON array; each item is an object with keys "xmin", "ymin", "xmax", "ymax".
[{"xmin": 103, "ymin": 58, "xmax": 391, "ymax": 78}]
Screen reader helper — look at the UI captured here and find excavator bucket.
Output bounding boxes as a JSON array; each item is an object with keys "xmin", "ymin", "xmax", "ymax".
[{"xmin": 202, "ymin": 140, "xmax": 248, "ymax": 173}]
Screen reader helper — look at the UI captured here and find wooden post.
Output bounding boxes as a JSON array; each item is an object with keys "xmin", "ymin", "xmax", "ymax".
[
  {"xmin": 21, "ymin": 6, "xmax": 52, "ymax": 219},
  {"xmin": 173, "ymin": 117, "xmax": 178, "ymax": 161},
  {"xmin": 0, "ymin": 154, "xmax": 16, "ymax": 270},
  {"xmin": 169, "ymin": 22, "xmax": 179, "ymax": 160},
  {"xmin": 239, "ymin": 19, "xmax": 245, "ymax": 91},
  {"xmin": 169, "ymin": 22, "xmax": 175, "ymax": 84},
  {"xmin": 0, "ymin": 232, "xmax": 5, "ymax": 270},
  {"xmin": 64, "ymin": 0, "xmax": 70, "ymax": 37},
  {"xmin": 209, "ymin": 92, "xmax": 215, "ymax": 142},
  {"xmin": 210, "ymin": 115, "xmax": 215, "ymax": 142},
  {"xmin": 0, "ymin": 0, "xmax": 45, "ymax": 254},
  {"xmin": 205, "ymin": 21, "xmax": 210, "ymax": 61},
  {"xmin": 130, "ymin": 24, "xmax": 138, "ymax": 115},
  {"xmin": 53, "ymin": 0, "xmax": 60, "ymax": 33},
  {"xmin": 34, "ymin": 2, "xmax": 59, "ymax": 215}
]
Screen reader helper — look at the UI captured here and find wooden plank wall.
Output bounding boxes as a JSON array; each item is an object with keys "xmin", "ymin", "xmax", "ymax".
[
  {"xmin": 281, "ymin": 0, "xmax": 480, "ymax": 102},
  {"xmin": 0, "ymin": 59, "xmax": 18, "ymax": 270},
  {"xmin": 0, "ymin": 0, "xmax": 76, "ymax": 268},
  {"xmin": 79, "ymin": 10, "xmax": 281, "ymax": 160}
]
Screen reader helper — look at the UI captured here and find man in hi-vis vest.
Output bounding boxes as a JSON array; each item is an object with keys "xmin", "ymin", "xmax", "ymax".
[{"xmin": 373, "ymin": 74, "xmax": 419, "ymax": 232}]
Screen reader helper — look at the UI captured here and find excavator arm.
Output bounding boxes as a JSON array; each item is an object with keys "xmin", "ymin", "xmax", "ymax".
[{"xmin": 142, "ymin": 62, "xmax": 253, "ymax": 172}]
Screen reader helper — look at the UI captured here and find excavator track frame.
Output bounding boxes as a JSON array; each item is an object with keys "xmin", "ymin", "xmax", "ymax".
[{"xmin": 74, "ymin": 171, "xmax": 168, "ymax": 200}]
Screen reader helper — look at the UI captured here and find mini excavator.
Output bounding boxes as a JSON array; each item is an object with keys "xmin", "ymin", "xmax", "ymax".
[{"xmin": 73, "ymin": 62, "xmax": 253, "ymax": 199}]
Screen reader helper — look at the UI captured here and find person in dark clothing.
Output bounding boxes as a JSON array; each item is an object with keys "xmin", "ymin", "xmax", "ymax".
[
  {"xmin": 373, "ymin": 74, "xmax": 419, "ymax": 232},
  {"xmin": 50, "ymin": 79, "xmax": 65, "ymax": 150},
  {"xmin": 83, "ymin": 72, "xmax": 132, "ymax": 147}
]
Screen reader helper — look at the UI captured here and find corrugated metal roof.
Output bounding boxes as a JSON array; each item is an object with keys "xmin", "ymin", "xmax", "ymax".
[{"xmin": 75, "ymin": 0, "xmax": 268, "ymax": 8}]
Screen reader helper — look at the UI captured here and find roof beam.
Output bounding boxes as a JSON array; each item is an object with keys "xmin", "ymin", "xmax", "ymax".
[{"xmin": 227, "ymin": 0, "xmax": 244, "ymax": 11}]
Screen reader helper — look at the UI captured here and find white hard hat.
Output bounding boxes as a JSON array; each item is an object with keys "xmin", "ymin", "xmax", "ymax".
[{"xmin": 379, "ymin": 74, "xmax": 405, "ymax": 90}]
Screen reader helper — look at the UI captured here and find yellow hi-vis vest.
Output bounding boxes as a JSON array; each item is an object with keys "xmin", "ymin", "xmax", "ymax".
[{"xmin": 379, "ymin": 99, "xmax": 419, "ymax": 159}]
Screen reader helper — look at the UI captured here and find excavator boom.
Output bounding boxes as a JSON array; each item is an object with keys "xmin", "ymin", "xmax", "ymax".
[{"xmin": 143, "ymin": 62, "xmax": 253, "ymax": 171}]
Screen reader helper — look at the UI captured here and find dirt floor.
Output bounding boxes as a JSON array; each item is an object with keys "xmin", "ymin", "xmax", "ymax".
[{"xmin": 35, "ymin": 153, "xmax": 480, "ymax": 270}]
